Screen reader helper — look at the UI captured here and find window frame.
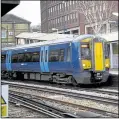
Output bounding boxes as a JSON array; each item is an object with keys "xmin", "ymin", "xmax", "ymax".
[
  {"xmin": 12, "ymin": 54, "xmax": 18, "ymax": 63},
  {"xmin": 49, "ymin": 49, "xmax": 65, "ymax": 62},
  {"xmin": 18, "ymin": 53, "xmax": 25, "ymax": 62}
]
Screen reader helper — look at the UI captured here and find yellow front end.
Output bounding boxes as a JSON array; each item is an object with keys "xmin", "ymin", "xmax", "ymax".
[
  {"xmin": 82, "ymin": 60, "xmax": 91, "ymax": 69},
  {"xmin": 94, "ymin": 42, "xmax": 104, "ymax": 71},
  {"xmin": 81, "ymin": 38, "xmax": 110, "ymax": 72}
]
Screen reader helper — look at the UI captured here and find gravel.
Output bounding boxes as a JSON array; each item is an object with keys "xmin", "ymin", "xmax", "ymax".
[
  {"xmin": 10, "ymin": 87, "xmax": 118, "ymax": 114},
  {"xmin": 8, "ymin": 102, "xmax": 49, "ymax": 118}
]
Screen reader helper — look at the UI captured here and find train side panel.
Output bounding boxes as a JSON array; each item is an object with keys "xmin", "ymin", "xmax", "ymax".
[
  {"xmin": 48, "ymin": 43, "xmax": 73, "ymax": 74},
  {"xmin": 11, "ymin": 47, "xmax": 41, "ymax": 72}
]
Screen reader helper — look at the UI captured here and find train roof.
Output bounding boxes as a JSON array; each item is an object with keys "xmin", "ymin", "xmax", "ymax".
[{"xmin": 2, "ymin": 34, "xmax": 103, "ymax": 51}]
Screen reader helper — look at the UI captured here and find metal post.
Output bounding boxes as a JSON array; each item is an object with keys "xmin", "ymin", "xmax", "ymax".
[
  {"xmin": 13, "ymin": 21, "xmax": 16, "ymax": 46},
  {"xmin": 62, "ymin": 1, "xmax": 66, "ymax": 34},
  {"xmin": 7, "ymin": 25, "xmax": 8, "ymax": 47}
]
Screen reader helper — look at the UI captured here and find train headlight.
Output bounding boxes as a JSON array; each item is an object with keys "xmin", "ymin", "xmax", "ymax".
[
  {"xmin": 83, "ymin": 64, "xmax": 86, "ymax": 66},
  {"xmin": 106, "ymin": 64, "xmax": 109, "ymax": 67}
]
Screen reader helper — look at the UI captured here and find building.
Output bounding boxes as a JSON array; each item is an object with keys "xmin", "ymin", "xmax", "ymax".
[
  {"xmin": 1, "ymin": 14, "xmax": 31, "ymax": 47},
  {"xmin": 40, "ymin": 1, "xmax": 118, "ymax": 35},
  {"xmin": 101, "ymin": 32, "xmax": 118, "ymax": 69},
  {"xmin": 15, "ymin": 32, "xmax": 77, "ymax": 45},
  {"xmin": 1, "ymin": 0, "xmax": 20, "ymax": 16}
]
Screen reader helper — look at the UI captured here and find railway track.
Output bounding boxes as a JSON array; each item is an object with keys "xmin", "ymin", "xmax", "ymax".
[
  {"xmin": 2, "ymin": 80, "xmax": 118, "ymax": 96},
  {"xmin": 9, "ymin": 84, "xmax": 118, "ymax": 106},
  {"xmin": 9, "ymin": 92, "xmax": 78, "ymax": 118},
  {"xmin": 10, "ymin": 90, "xmax": 118, "ymax": 118},
  {"xmin": 2, "ymin": 81, "xmax": 118, "ymax": 106},
  {"xmin": 2, "ymin": 80, "xmax": 118, "ymax": 117}
]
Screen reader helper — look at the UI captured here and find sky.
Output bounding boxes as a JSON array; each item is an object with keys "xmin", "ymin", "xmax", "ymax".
[{"xmin": 8, "ymin": 1, "xmax": 41, "ymax": 26}]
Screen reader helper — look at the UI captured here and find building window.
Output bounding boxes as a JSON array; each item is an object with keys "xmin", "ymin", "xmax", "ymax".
[
  {"xmin": 2, "ymin": 30, "xmax": 7, "ymax": 38},
  {"xmin": 86, "ymin": 27, "xmax": 94, "ymax": 34},
  {"xmin": 9, "ymin": 32, "xmax": 13, "ymax": 36},
  {"xmin": 112, "ymin": 43, "xmax": 118, "ymax": 54},
  {"xmin": 72, "ymin": 29, "xmax": 79, "ymax": 35},
  {"xmin": 54, "ymin": 5, "xmax": 56, "ymax": 12},
  {"xmin": 110, "ymin": 23, "xmax": 118, "ymax": 33},
  {"xmin": 76, "ymin": 12, "xmax": 78, "ymax": 19},
  {"xmin": 67, "ymin": 15, "xmax": 69, "ymax": 24},
  {"xmin": 65, "ymin": 15, "xmax": 67, "ymax": 22}
]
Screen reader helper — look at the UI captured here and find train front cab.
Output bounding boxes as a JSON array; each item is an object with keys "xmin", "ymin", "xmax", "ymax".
[{"xmin": 77, "ymin": 36, "xmax": 110, "ymax": 84}]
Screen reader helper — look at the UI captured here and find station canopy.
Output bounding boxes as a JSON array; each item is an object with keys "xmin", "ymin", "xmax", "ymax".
[
  {"xmin": 100, "ymin": 32, "xmax": 118, "ymax": 42},
  {"xmin": 16, "ymin": 32, "xmax": 78, "ymax": 41}
]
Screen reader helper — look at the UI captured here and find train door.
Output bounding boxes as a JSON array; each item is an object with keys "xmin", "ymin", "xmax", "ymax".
[
  {"xmin": 6, "ymin": 51, "xmax": 12, "ymax": 71},
  {"xmin": 93, "ymin": 39, "xmax": 104, "ymax": 71},
  {"xmin": 40, "ymin": 46, "xmax": 49, "ymax": 72},
  {"xmin": 71, "ymin": 42, "xmax": 80, "ymax": 72}
]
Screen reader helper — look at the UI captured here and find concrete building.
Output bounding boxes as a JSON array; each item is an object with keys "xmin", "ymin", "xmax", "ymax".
[
  {"xmin": 1, "ymin": 14, "xmax": 31, "ymax": 47},
  {"xmin": 40, "ymin": 1, "xmax": 118, "ymax": 35}
]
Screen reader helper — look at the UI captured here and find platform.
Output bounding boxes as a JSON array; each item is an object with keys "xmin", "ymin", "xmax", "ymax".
[{"xmin": 109, "ymin": 68, "xmax": 118, "ymax": 76}]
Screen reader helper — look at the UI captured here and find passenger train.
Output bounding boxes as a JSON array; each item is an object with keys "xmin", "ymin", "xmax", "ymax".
[{"xmin": 1, "ymin": 34, "xmax": 110, "ymax": 85}]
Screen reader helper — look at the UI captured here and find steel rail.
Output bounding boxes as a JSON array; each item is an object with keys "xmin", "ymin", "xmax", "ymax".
[
  {"xmin": 2, "ymin": 80, "xmax": 118, "ymax": 96},
  {"xmin": 4, "ymin": 82, "xmax": 118, "ymax": 106},
  {"xmin": 10, "ymin": 90, "xmax": 118, "ymax": 118},
  {"xmin": 9, "ymin": 93, "xmax": 78, "ymax": 118}
]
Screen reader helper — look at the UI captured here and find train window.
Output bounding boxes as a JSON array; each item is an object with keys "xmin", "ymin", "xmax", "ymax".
[
  {"xmin": 24, "ymin": 53, "xmax": 32, "ymax": 62},
  {"xmin": 59, "ymin": 49, "xmax": 64, "ymax": 61},
  {"xmin": 105, "ymin": 44, "xmax": 110, "ymax": 58},
  {"xmin": 18, "ymin": 54, "xmax": 25, "ymax": 62},
  {"xmin": 31, "ymin": 52, "xmax": 40, "ymax": 62},
  {"xmin": 81, "ymin": 44, "xmax": 90, "ymax": 59},
  {"xmin": 12, "ymin": 54, "xmax": 18, "ymax": 63},
  {"xmin": 1, "ymin": 55, "xmax": 6, "ymax": 63},
  {"xmin": 67, "ymin": 48, "xmax": 71, "ymax": 62},
  {"xmin": 45, "ymin": 50, "xmax": 48, "ymax": 62},
  {"xmin": 49, "ymin": 50, "xmax": 59, "ymax": 62}
]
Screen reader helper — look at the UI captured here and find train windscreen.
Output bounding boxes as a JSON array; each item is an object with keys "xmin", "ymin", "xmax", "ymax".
[
  {"xmin": 81, "ymin": 44, "xmax": 90, "ymax": 60},
  {"xmin": 105, "ymin": 43, "xmax": 110, "ymax": 58}
]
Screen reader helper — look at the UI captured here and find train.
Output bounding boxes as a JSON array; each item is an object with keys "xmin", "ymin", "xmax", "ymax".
[{"xmin": 1, "ymin": 34, "xmax": 110, "ymax": 85}]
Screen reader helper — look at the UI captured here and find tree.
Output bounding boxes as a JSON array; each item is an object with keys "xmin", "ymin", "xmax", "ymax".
[{"xmin": 75, "ymin": 1, "xmax": 117, "ymax": 34}]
